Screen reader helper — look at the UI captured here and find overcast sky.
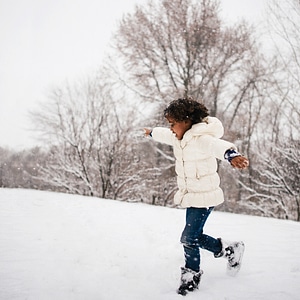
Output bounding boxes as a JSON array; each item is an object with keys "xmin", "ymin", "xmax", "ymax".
[{"xmin": 0, "ymin": 0, "xmax": 268, "ymax": 150}]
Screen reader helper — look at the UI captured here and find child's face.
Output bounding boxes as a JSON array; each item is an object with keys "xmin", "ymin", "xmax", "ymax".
[{"xmin": 166, "ymin": 117, "xmax": 192, "ymax": 140}]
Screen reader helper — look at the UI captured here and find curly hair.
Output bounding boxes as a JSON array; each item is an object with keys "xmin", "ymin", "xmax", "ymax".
[{"xmin": 163, "ymin": 97, "xmax": 209, "ymax": 125}]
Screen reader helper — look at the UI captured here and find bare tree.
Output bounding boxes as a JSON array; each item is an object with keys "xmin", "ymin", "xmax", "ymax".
[
  {"xmin": 237, "ymin": 141, "xmax": 300, "ymax": 221},
  {"xmin": 30, "ymin": 74, "xmax": 136, "ymax": 199},
  {"xmin": 229, "ymin": 0, "xmax": 300, "ymax": 221},
  {"xmin": 267, "ymin": 0, "xmax": 300, "ymax": 133},
  {"xmin": 114, "ymin": 0, "xmax": 266, "ymax": 117}
]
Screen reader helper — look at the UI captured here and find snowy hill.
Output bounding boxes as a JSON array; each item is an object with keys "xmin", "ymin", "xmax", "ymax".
[{"xmin": 0, "ymin": 189, "xmax": 299, "ymax": 300}]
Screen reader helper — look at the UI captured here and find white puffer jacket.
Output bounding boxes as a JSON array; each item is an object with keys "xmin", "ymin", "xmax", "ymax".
[{"xmin": 152, "ymin": 117, "xmax": 236, "ymax": 208}]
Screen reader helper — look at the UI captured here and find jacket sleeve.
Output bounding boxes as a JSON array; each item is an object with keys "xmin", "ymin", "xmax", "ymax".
[
  {"xmin": 151, "ymin": 127, "xmax": 174, "ymax": 146},
  {"xmin": 199, "ymin": 135, "xmax": 237, "ymax": 161}
]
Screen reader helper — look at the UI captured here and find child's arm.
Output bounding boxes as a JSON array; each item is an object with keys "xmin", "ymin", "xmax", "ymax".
[
  {"xmin": 225, "ymin": 149, "xmax": 249, "ymax": 169},
  {"xmin": 144, "ymin": 127, "xmax": 174, "ymax": 145}
]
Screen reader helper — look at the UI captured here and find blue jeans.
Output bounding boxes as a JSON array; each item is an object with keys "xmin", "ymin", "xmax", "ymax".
[{"xmin": 180, "ymin": 207, "xmax": 222, "ymax": 272}]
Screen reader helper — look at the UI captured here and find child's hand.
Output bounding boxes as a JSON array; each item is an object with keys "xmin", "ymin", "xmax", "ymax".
[
  {"xmin": 144, "ymin": 128, "xmax": 152, "ymax": 137},
  {"xmin": 230, "ymin": 156, "xmax": 249, "ymax": 169}
]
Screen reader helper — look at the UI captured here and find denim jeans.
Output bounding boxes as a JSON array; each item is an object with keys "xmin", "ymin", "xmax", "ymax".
[{"xmin": 180, "ymin": 207, "xmax": 222, "ymax": 272}]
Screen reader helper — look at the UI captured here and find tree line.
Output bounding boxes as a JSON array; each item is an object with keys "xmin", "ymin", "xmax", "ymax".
[{"xmin": 1, "ymin": 0, "xmax": 299, "ymax": 221}]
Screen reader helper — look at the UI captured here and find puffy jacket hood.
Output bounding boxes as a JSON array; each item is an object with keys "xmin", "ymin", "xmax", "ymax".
[{"xmin": 180, "ymin": 116, "xmax": 224, "ymax": 147}]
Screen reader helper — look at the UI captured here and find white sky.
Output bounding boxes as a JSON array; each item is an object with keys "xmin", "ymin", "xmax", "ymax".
[{"xmin": 0, "ymin": 0, "xmax": 268, "ymax": 150}]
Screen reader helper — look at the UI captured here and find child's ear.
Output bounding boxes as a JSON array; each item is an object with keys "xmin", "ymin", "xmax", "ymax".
[{"xmin": 184, "ymin": 119, "xmax": 192, "ymax": 129}]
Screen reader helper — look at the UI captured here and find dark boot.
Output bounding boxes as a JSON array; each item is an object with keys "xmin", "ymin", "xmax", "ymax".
[
  {"xmin": 177, "ymin": 267, "xmax": 203, "ymax": 296},
  {"xmin": 215, "ymin": 238, "xmax": 245, "ymax": 276}
]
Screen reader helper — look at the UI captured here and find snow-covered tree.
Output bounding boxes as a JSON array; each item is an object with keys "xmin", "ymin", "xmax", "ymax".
[
  {"xmin": 114, "ymin": 0, "xmax": 269, "ymax": 117},
  {"xmin": 30, "ymin": 74, "xmax": 137, "ymax": 199},
  {"xmin": 240, "ymin": 0, "xmax": 300, "ymax": 220}
]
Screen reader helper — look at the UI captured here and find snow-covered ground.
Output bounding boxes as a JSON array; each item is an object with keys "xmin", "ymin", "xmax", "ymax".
[{"xmin": 0, "ymin": 188, "xmax": 299, "ymax": 300}]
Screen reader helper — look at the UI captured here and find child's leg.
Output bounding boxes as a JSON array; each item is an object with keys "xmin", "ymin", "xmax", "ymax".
[{"xmin": 180, "ymin": 207, "xmax": 222, "ymax": 272}]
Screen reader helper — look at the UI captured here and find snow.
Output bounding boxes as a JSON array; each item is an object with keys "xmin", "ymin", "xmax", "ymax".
[{"xmin": 0, "ymin": 189, "xmax": 299, "ymax": 300}]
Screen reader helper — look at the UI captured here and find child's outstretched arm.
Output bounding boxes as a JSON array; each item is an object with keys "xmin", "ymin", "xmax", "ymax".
[
  {"xmin": 225, "ymin": 149, "xmax": 249, "ymax": 169},
  {"xmin": 143, "ymin": 127, "xmax": 175, "ymax": 145}
]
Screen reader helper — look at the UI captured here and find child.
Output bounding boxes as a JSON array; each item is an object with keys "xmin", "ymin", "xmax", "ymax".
[{"xmin": 144, "ymin": 98, "xmax": 249, "ymax": 296}]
